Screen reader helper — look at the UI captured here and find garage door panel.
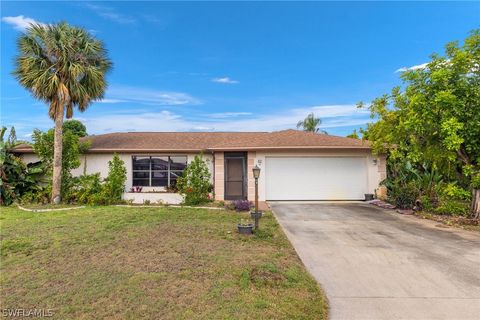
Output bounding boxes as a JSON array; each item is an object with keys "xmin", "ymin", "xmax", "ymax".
[{"xmin": 265, "ymin": 157, "xmax": 367, "ymax": 200}]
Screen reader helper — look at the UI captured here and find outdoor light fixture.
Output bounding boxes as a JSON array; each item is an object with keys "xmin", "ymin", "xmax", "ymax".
[
  {"xmin": 252, "ymin": 165, "xmax": 261, "ymax": 179},
  {"xmin": 373, "ymin": 158, "xmax": 378, "ymax": 165},
  {"xmin": 251, "ymin": 165, "xmax": 262, "ymax": 230}
]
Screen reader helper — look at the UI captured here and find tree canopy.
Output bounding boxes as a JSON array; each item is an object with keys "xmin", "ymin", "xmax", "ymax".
[
  {"xmin": 64, "ymin": 120, "xmax": 87, "ymax": 137},
  {"xmin": 296, "ymin": 113, "xmax": 327, "ymax": 134},
  {"xmin": 360, "ymin": 30, "xmax": 480, "ymax": 185},
  {"xmin": 13, "ymin": 22, "xmax": 112, "ymax": 119}
]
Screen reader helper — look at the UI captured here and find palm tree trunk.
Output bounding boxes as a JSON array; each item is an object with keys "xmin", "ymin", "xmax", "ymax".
[{"xmin": 51, "ymin": 103, "xmax": 64, "ymax": 204}]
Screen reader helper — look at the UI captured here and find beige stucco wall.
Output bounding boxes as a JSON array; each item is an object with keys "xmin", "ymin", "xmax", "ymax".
[
  {"xmin": 21, "ymin": 153, "xmax": 41, "ymax": 165},
  {"xmin": 20, "ymin": 150, "xmax": 385, "ymax": 201},
  {"xmin": 21, "ymin": 152, "xmax": 213, "ymax": 192}
]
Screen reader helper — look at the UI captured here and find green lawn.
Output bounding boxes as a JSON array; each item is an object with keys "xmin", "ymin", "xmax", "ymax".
[{"xmin": 0, "ymin": 206, "xmax": 327, "ymax": 319}]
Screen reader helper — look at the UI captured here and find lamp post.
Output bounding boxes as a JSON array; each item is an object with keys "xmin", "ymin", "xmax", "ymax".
[{"xmin": 252, "ymin": 165, "xmax": 261, "ymax": 230}]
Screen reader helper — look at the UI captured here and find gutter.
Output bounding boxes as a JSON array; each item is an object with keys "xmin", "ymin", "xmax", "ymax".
[{"xmin": 13, "ymin": 144, "xmax": 372, "ymax": 154}]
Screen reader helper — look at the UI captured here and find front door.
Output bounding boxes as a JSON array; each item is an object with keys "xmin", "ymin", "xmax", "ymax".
[{"xmin": 224, "ymin": 152, "xmax": 247, "ymax": 200}]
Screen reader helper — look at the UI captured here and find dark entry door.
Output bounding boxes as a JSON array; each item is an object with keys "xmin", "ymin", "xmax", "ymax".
[{"xmin": 224, "ymin": 152, "xmax": 247, "ymax": 200}]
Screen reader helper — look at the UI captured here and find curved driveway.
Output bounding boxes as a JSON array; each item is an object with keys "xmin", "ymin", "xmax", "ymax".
[{"xmin": 271, "ymin": 202, "xmax": 480, "ymax": 320}]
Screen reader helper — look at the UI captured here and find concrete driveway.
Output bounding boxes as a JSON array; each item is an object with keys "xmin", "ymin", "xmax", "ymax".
[{"xmin": 270, "ymin": 202, "xmax": 480, "ymax": 320}]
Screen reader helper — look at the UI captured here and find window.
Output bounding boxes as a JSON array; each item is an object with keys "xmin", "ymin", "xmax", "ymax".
[{"xmin": 132, "ymin": 156, "xmax": 187, "ymax": 187}]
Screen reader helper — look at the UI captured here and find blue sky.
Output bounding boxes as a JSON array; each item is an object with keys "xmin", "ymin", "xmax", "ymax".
[{"xmin": 1, "ymin": 1, "xmax": 479, "ymax": 139}]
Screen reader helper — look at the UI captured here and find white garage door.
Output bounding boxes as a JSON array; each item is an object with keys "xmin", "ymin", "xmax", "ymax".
[{"xmin": 265, "ymin": 157, "xmax": 367, "ymax": 200}]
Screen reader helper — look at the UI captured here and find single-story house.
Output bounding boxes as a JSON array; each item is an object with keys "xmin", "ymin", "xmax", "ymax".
[{"xmin": 14, "ymin": 129, "xmax": 386, "ymax": 204}]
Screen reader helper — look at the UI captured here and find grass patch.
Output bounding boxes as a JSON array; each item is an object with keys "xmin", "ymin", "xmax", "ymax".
[{"xmin": 0, "ymin": 206, "xmax": 327, "ymax": 319}]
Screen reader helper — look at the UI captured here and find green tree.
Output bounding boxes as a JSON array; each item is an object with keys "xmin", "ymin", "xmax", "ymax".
[
  {"xmin": 64, "ymin": 120, "xmax": 87, "ymax": 137},
  {"xmin": 360, "ymin": 30, "xmax": 480, "ymax": 214},
  {"xmin": 32, "ymin": 128, "xmax": 90, "ymax": 200},
  {"xmin": 296, "ymin": 113, "xmax": 327, "ymax": 134},
  {"xmin": 177, "ymin": 155, "xmax": 211, "ymax": 205},
  {"xmin": 13, "ymin": 22, "xmax": 112, "ymax": 203}
]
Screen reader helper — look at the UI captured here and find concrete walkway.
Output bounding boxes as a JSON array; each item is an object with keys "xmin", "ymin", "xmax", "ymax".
[{"xmin": 270, "ymin": 202, "xmax": 480, "ymax": 320}]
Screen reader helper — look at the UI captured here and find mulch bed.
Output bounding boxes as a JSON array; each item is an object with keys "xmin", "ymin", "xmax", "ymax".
[
  {"xmin": 368, "ymin": 199, "xmax": 479, "ymax": 231},
  {"xmin": 416, "ymin": 212, "xmax": 479, "ymax": 226}
]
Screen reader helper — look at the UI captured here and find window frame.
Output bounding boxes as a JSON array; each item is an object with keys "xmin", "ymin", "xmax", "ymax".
[{"xmin": 132, "ymin": 155, "xmax": 187, "ymax": 187}]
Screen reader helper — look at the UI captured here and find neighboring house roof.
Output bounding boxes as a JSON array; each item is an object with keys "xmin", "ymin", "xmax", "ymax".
[{"xmin": 12, "ymin": 129, "xmax": 371, "ymax": 153}]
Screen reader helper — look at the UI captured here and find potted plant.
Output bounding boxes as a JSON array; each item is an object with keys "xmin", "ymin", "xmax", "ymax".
[
  {"xmin": 250, "ymin": 210, "xmax": 263, "ymax": 220},
  {"xmin": 237, "ymin": 219, "xmax": 254, "ymax": 235}
]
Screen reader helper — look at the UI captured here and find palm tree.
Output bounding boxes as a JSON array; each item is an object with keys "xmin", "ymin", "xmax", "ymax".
[
  {"xmin": 13, "ymin": 22, "xmax": 112, "ymax": 203},
  {"xmin": 296, "ymin": 112, "xmax": 327, "ymax": 134}
]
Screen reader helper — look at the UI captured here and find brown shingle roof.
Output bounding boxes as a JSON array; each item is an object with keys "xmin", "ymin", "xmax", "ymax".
[{"xmin": 12, "ymin": 130, "xmax": 371, "ymax": 153}]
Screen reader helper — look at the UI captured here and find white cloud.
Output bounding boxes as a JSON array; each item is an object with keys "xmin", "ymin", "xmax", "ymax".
[
  {"xmin": 1, "ymin": 15, "xmax": 44, "ymax": 31},
  {"xmin": 208, "ymin": 112, "xmax": 252, "ymax": 119},
  {"xmin": 77, "ymin": 104, "xmax": 370, "ymax": 134},
  {"xmin": 97, "ymin": 98, "xmax": 128, "ymax": 104},
  {"xmin": 395, "ymin": 62, "xmax": 428, "ymax": 73},
  {"xmin": 84, "ymin": 3, "xmax": 135, "ymax": 24},
  {"xmin": 102, "ymin": 85, "xmax": 201, "ymax": 106},
  {"xmin": 212, "ymin": 77, "xmax": 239, "ymax": 84},
  {"xmin": 7, "ymin": 104, "xmax": 371, "ymax": 140}
]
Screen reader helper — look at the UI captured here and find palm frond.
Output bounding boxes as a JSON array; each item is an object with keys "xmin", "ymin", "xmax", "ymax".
[{"xmin": 13, "ymin": 22, "xmax": 112, "ymax": 120}]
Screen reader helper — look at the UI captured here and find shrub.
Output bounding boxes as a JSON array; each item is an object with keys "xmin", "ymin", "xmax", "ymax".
[
  {"xmin": 67, "ymin": 173, "xmax": 103, "ymax": 204},
  {"xmin": 388, "ymin": 181, "xmax": 419, "ymax": 209},
  {"xmin": 20, "ymin": 186, "xmax": 51, "ymax": 205},
  {"xmin": 104, "ymin": 154, "xmax": 127, "ymax": 201},
  {"xmin": 438, "ymin": 183, "xmax": 471, "ymax": 201},
  {"xmin": 177, "ymin": 155, "xmax": 211, "ymax": 205},
  {"xmin": 433, "ymin": 200, "xmax": 469, "ymax": 216},
  {"xmin": 59, "ymin": 154, "xmax": 126, "ymax": 206},
  {"xmin": 229, "ymin": 200, "xmax": 253, "ymax": 211},
  {"xmin": 417, "ymin": 195, "xmax": 433, "ymax": 211}
]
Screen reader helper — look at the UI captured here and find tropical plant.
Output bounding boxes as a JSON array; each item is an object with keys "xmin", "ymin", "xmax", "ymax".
[
  {"xmin": 296, "ymin": 113, "xmax": 327, "ymax": 134},
  {"xmin": 360, "ymin": 30, "xmax": 480, "ymax": 215},
  {"xmin": 346, "ymin": 129, "xmax": 360, "ymax": 139},
  {"xmin": 177, "ymin": 155, "xmax": 211, "ymax": 205},
  {"xmin": 0, "ymin": 127, "xmax": 45, "ymax": 205},
  {"xmin": 13, "ymin": 22, "xmax": 112, "ymax": 203},
  {"xmin": 382, "ymin": 161, "xmax": 445, "ymax": 209}
]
